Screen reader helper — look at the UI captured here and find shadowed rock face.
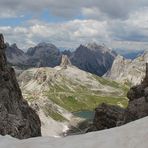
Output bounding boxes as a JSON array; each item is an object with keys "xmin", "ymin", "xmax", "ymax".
[
  {"xmin": 70, "ymin": 44, "xmax": 117, "ymax": 76},
  {"xmin": 0, "ymin": 34, "xmax": 41, "ymax": 139},
  {"xmin": 92, "ymin": 103, "xmax": 125, "ymax": 131}
]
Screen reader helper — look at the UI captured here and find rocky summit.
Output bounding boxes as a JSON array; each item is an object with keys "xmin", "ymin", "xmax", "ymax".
[
  {"xmin": 0, "ymin": 34, "xmax": 41, "ymax": 139},
  {"xmin": 70, "ymin": 43, "xmax": 117, "ymax": 76},
  {"xmin": 60, "ymin": 55, "xmax": 72, "ymax": 68},
  {"xmin": 6, "ymin": 43, "xmax": 29, "ymax": 67},
  {"xmin": 26, "ymin": 42, "xmax": 61, "ymax": 68},
  {"xmin": 105, "ymin": 53, "xmax": 148, "ymax": 85}
]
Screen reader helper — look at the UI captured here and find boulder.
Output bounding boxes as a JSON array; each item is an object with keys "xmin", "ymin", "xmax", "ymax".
[{"xmin": 93, "ymin": 103, "xmax": 125, "ymax": 130}]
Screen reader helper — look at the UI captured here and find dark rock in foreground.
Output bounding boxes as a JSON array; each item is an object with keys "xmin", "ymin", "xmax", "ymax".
[
  {"xmin": 93, "ymin": 103, "xmax": 125, "ymax": 130},
  {"xmin": 0, "ymin": 34, "xmax": 41, "ymax": 139}
]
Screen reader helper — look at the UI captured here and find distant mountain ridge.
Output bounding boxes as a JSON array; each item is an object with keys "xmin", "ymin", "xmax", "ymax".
[
  {"xmin": 6, "ymin": 43, "xmax": 29, "ymax": 66},
  {"xmin": 105, "ymin": 51, "xmax": 148, "ymax": 85},
  {"xmin": 6, "ymin": 42, "xmax": 117, "ymax": 76},
  {"xmin": 26, "ymin": 42, "xmax": 62, "ymax": 67},
  {"xmin": 114, "ymin": 48, "xmax": 144, "ymax": 59},
  {"xmin": 70, "ymin": 43, "xmax": 117, "ymax": 76}
]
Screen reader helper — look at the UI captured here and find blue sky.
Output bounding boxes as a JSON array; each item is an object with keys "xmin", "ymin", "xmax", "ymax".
[{"xmin": 0, "ymin": 0, "xmax": 148, "ymax": 50}]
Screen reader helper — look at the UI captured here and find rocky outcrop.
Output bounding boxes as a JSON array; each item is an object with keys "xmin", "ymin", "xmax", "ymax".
[
  {"xmin": 70, "ymin": 43, "xmax": 117, "ymax": 76},
  {"xmin": 105, "ymin": 53, "xmax": 148, "ymax": 86},
  {"xmin": 60, "ymin": 55, "xmax": 71, "ymax": 68},
  {"xmin": 92, "ymin": 103, "xmax": 125, "ymax": 131},
  {"xmin": 93, "ymin": 63, "xmax": 148, "ymax": 131},
  {"xmin": 0, "ymin": 34, "xmax": 41, "ymax": 139},
  {"xmin": 123, "ymin": 63, "xmax": 148, "ymax": 123}
]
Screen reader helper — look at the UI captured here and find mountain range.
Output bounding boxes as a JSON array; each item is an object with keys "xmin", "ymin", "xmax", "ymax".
[
  {"xmin": 6, "ymin": 42, "xmax": 116, "ymax": 76},
  {"xmin": 114, "ymin": 48, "xmax": 144, "ymax": 59}
]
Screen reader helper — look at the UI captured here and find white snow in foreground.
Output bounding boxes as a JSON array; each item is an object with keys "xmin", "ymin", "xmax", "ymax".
[{"xmin": 1, "ymin": 117, "xmax": 148, "ymax": 148}]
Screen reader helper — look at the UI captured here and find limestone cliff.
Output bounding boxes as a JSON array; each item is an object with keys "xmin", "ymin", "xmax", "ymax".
[
  {"xmin": 60, "ymin": 55, "xmax": 71, "ymax": 69},
  {"xmin": 0, "ymin": 34, "xmax": 41, "ymax": 139},
  {"xmin": 105, "ymin": 53, "xmax": 148, "ymax": 85}
]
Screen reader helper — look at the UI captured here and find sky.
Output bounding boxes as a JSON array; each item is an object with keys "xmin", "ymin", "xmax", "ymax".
[{"xmin": 0, "ymin": 0, "xmax": 148, "ymax": 50}]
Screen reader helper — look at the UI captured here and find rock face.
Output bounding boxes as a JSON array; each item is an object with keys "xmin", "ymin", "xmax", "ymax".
[
  {"xmin": 123, "ymin": 63, "xmax": 148, "ymax": 123},
  {"xmin": 4, "ymin": 42, "xmax": 116, "ymax": 76},
  {"xmin": 26, "ymin": 42, "xmax": 61, "ymax": 68},
  {"xmin": 93, "ymin": 63, "xmax": 148, "ymax": 131},
  {"xmin": 105, "ymin": 53, "xmax": 148, "ymax": 85},
  {"xmin": 93, "ymin": 103, "xmax": 125, "ymax": 131},
  {"xmin": 70, "ymin": 43, "xmax": 117, "ymax": 76},
  {"xmin": 60, "ymin": 55, "xmax": 71, "ymax": 68},
  {"xmin": 6, "ymin": 43, "xmax": 29, "ymax": 67},
  {"xmin": 0, "ymin": 34, "xmax": 41, "ymax": 139}
]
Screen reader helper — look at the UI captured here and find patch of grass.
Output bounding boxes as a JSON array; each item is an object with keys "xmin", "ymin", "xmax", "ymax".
[
  {"xmin": 45, "ymin": 75, "xmax": 129, "ymax": 113},
  {"xmin": 47, "ymin": 92, "xmax": 128, "ymax": 112}
]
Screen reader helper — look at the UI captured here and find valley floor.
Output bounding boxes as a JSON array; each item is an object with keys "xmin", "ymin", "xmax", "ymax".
[{"xmin": 0, "ymin": 117, "xmax": 148, "ymax": 148}]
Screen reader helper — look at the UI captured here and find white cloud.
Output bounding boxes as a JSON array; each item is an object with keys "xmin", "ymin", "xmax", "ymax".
[
  {"xmin": 1, "ymin": 0, "xmax": 148, "ymax": 20},
  {"xmin": 1, "ymin": 1, "xmax": 148, "ymax": 50},
  {"xmin": 0, "ymin": 19, "xmax": 109, "ymax": 49}
]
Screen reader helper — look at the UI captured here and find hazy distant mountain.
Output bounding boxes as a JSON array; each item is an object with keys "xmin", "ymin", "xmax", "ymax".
[
  {"xmin": 6, "ymin": 42, "xmax": 117, "ymax": 76},
  {"xmin": 6, "ymin": 43, "xmax": 29, "ymax": 66},
  {"xmin": 114, "ymin": 48, "xmax": 144, "ymax": 59},
  {"xmin": 62, "ymin": 50, "xmax": 72, "ymax": 57},
  {"xmin": 105, "ymin": 52, "xmax": 148, "ymax": 85},
  {"xmin": 70, "ymin": 43, "xmax": 117, "ymax": 76},
  {"xmin": 26, "ymin": 42, "xmax": 62, "ymax": 67}
]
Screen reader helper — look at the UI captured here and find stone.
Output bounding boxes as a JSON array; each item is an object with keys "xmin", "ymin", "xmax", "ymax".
[
  {"xmin": 0, "ymin": 34, "xmax": 41, "ymax": 139},
  {"xmin": 123, "ymin": 63, "xmax": 148, "ymax": 123},
  {"xmin": 93, "ymin": 103, "xmax": 125, "ymax": 130},
  {"xmin": 60, "ymin": 55, "xmax": 71, "ymax": 68},
  {"xmin": 93, "ymin": 63, "xmax": 148, "ymax": 130}
]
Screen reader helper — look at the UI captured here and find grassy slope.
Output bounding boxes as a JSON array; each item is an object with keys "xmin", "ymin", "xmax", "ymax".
[{"xmin": 46, "ymin": 75, "xmax": 129, "ymax": 112}]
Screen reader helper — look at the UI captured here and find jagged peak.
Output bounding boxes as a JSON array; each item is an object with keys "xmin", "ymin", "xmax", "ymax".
[
  {"xmin": 86, "ymin": 42, "xmax": 108, "ymax": 51},
  {"xmin": 0, "ymin": 34, "xmax": 6, "ymax": 49},
  {"xmin": 0, "ymin": 34, "xmax": 7, "ymax": 70},
  {"xmin": 11, "ymin": 43, "xmax": 18, "ymax": 49},
  {"xmin": 37, "ymin": 42, "xmax": 57, "ymax": 48},
  {"xmin": 60, "ymin": 54, "xmax": 71, "ymax": 68}
]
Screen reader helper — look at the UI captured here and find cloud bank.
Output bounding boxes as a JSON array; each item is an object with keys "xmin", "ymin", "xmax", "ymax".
[{"xmin": 0, "ymin": 0, "xmax": 148, "ymax": 50}]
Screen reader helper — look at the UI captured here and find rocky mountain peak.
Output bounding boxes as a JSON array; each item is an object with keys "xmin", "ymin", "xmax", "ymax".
[
  {"xmin": 86, "ymin": 42, "xmax": 102, "ymax": 49},
  {"xmin": 85, "ymin": 42, "xmax": 111, "ymax": 53},
  {"xmin": 71, "ymin": 43, "xmax": 116, "ymax": 76},
  {"xmin": 26, "ymin": 42, "xmax": 61, "ymax": 68},
  {"xmin": 60, "ymin": 54, "xmax": 71, "ymax": 68},
  {"xmin": 0, "ymin": 34, "xmax": 41, "ymax": 139},
  {"xmin": 0, "ymin": 34, "xmax": 6, "ymax": 49},
  {"xmin": 11, "ymin": 43, "xmax": 18, "ymax": 49},
  {"xmin": 0, "ymin": 34, "xmax": 7, "ymax": 70}
]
